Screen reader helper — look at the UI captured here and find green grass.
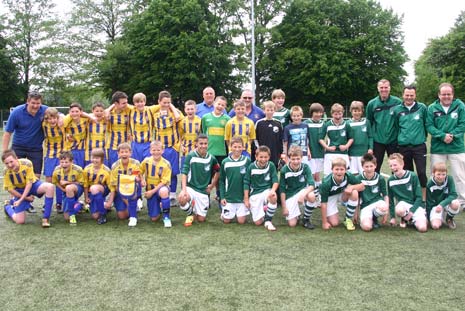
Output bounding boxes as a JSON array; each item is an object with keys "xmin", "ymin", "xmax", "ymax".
[{"xmin": 1, "ymin": 134, "xmax": 465, "ymax": 310}]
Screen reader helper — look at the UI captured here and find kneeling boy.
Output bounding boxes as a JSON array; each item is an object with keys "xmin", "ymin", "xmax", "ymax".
[
  {"xmin": 426, "ymin": 162, "xmax": 460, "ymax": 230},
  {"xmin": 141, "ymin": 141, "xmax": 172, "ymax": 228},
  {"xmin": 280, "ymin": 145, "xmax": 317, "ymax": 228},
  {"xmin": 387, "ymin": 153, "xmax": 427, "ymax": 232},
  {"xmin": 3, "ymin": 149, "xmax": 54, "ymax": 227},
  {"xmin": 357, "ymin": 154, "xmax": 388, "ymax": 231},
  {"xmin": 244, "ymin": 146, "xmax": 279, "ymax": 231},
  {"xmin": 320, "ymin": 157, "xmax": 363, "ymax": 230},
  {"xmin": 178, "ymin": 134, "xmax": 220, "ymax": 226}
]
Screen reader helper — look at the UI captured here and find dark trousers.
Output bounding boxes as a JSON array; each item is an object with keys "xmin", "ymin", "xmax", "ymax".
[
  {"xmin": 398, "ymin": 143, "xmax": 427, "ymax": 187},
  {"xmin": 373, "ymin": 141, "xmax": 398, "ymax": 173}
]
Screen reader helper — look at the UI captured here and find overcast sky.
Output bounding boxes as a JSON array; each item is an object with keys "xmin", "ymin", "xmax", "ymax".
[{"xmin": 6, "ymin": 0, "xmax": 465, "ymax": 82}]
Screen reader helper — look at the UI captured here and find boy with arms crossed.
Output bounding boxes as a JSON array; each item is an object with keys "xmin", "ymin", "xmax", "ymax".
[
  {"xmin": 280, "ymin": 146, "xmax": 317, "ymax": 229},
  {"xmin": 319, "ymin": 157, "xmax": 363, "ymax": 230},
  {"xmin": 244, "ymin": 146, "xmax": 279, "ymax": 231},
  {"xmin": 141, "ymin": 141, "xmax": 173, "ymax": 228},
  {"xmin": 357, "ymin": 154, "xmax": 388, "ymax": 231},
  {"xmin": 3, "ymin": 149, "xmax": 55, "ymax": 227},
  {"xmin": 426, "ymin": 162, "xmax": 460, "ymax": 230},
  {"xmin": 83, "ymin": 148, "xmax": 111, "ymax": 225},
  {"xmin": 52, "ymin": 151, "xmax": 85, "ymax": 225},
  {"xmin": 219, "ymin": 136, "xmax": 251, "ymax": 224},
  {"xmin": 178, "ymin": 134, "xmax": 220, "ymax": 227},
  {"xmin": 387, "ymin": 153, "xmax": 427, "ymax": 232}
]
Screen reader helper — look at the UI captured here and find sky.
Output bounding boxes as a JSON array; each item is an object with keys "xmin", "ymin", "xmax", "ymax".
[
  {"xmin": 4, "ymin": 0, "xmax": 465, "ymax": 82},
  {"xmin": 377, "ymin": 0, "xmax": 465, "ymax": 82}
]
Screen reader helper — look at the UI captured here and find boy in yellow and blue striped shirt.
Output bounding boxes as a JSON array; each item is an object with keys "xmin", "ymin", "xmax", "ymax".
[
  {"xmin": 141, "ymin": 141, "xmax": 172, "ymax": 227},
  {"xmin": 179, "ymin": 100, "xmax": 202, "ymax": 168},
  {"xmin": 63, "ymin": 102, "xmax": 91, "ymax": 168},
  {"xmin": 86, "ymin": 102, "xmax": 107, "ymax": 166},
  {"xmin": 153, "ymin": 90, "xmax": 183, "ymax": 202},
  {"xmin": 225, "ymin": 100, "xmax": 256, "ymax": 158}
]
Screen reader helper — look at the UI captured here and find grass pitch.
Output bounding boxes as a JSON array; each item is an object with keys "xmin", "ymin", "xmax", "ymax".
[{"xmin": 1, "ymin": 134, "xmax": 465, "ymax": 310}]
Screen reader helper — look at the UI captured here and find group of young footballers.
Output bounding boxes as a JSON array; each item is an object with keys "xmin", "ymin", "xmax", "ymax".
[{"xmin": 2, "ymin": 88, "xmax": 461, "ymax": 232}]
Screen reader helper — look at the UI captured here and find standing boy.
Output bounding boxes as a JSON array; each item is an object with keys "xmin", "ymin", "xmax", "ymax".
[
  {"xmin": 279, "ymin": 146, "xmax": 317, "ymax": 228},
  {"xmin": 3, "ymin": 149, "xmax": 55, "ymax": 227},
  {"xmin": 178, "ymin": 134, "xmax": 220, "ymax": 226},
  {"xmin": 387, "ymin": 153, "xmax": 427, "ymax": 232},
  {"xmin": 283, "ymin": 106, "xmax": 310, "ymax": 163},
  {"xmin": 219, "ymin": 136, "xmax": 251, "ymax": 224},
  {"xmin": 319, "ymin": 103, "xmax": 353, "ymax": 176},
  {"xmin": 348, "ymin": 101, "xmax": 373, "ymax": 175},
  {"xmin": 225, "ymin": 100, "xmax": 256, "ymax": 158},
  {"xmin": 271, "ymin": 89, "xmax": 290, "ymax": 128},
  {"xmin": 179, "ymin": 100, "xmax": 202, "ymax": 168},
  {"xmin": 244, "ymin": 146, "xmax": 279, "ymax": 231},
  {"xmin": 305, "ymin": 103, "xmax": 325, "ymax": 188},
  {"xmin": 255, "ymin": 101, "xmax": 283, "ymax": 167}
]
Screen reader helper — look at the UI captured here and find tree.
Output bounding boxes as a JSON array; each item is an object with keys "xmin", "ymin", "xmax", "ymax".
[
  {"xmin": 265, "ymin": 0, "xmax": 407, "ymax": 108},
  {"xmin": 0, "ymin": 34, "xmax": 25, "ymax": 108},
  {"xmin": 98, "ymin": 0, "xmax": 241, "ymax": 104},
  {"xmin": 2, "ymin": 0, "xmax": 62, "ymax": 94},
  {"xmin": 415, "ymin": 11, "xmax": 465, "ymax": 103}
]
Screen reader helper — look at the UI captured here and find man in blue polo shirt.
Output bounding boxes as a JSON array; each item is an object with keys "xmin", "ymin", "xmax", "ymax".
[
  {"xmin": 229, "ymin": 89, "xmax": 265, "ymax": 123},
  {"xmin": 3, "ymin": 91, "xmax": 48, "ymax": 179},
  {"xmin": 196, "ymin": 86, "xmax": 216, "ymax": 118}
]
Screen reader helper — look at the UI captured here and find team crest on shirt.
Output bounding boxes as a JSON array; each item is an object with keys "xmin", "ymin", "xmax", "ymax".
[
  {"xmin": 407, "ymin": 184, "xmax": 412, "ymax": 191},
  {"xmin": 204, "ymin": 164, "xmax": 210, "ymax": 172},
  {"xmin": 240, "ymin": 167, "xmax": 246, "ymax": 174},
  {"xmin": 341, "ymin": 130, "xmax": 346, "ymax": 137},
  {"xmin": 273, "ymin": 126, "xmax": 279, "ymax": 133},
  {"xmin": 265, "ymin": 174, "xmax": 270, "ymax": 181},
  {"xmin": 71, "ymin": 175, "xmax": 76, "ymax": 182},
  {"xmin": 254, "ymin": 114, "xmax": 259, "ymax": 119},
  {"xmin": 414, "ymin": 114, "xmax": 420, "ymax": 120},
  {"xmin": 372, "ymin": 186, "xmax": 379, "ymax": 193},
  {"xmin": 99, "ymin": 175, "xmax": 104, "ymax": 183},
  {"xmin": 221, "ymin": 120, "xmax": 226, "ymax": 125},
  {"xmin": 445, "ymin": 188, "xmax": 449, "ymax": 194},
  {"xmin": 451, "ymin": 112, "xmax": 458, "ymax": 119},
  {"xmin": 362, "ymin": 126, "xmax": 367, "ymax": 132},
  {"xmin": 299, "ymin": 176, "xmax": 305, "ymax": 183}
]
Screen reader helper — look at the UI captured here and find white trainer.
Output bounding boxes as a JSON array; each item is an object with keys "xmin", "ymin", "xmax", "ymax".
[
  {"xmin": 264, "ymin": 221, "xmax": 277, "ymax": 231},
  {"xmin": 128, "ymin": 217, "xmax": 138, "ymax": 227}
]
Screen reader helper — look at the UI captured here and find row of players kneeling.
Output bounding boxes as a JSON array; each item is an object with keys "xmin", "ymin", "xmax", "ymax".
[{"xmin": 3, "ymin": 137, "xmax": 460, "ymax": 231}]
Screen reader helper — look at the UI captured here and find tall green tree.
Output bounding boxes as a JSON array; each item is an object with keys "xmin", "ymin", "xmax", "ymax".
[
  {"xmin": 2, "ymin": 0, "xmax": 62, "ymax": 94},
  {"xmin": 266, "ymin": 0, "xmax": 407, "ymax": 108},
  {"xmin": 0, "ymin": 34, "xmax": 25, "ymax": 108},
  {"xmin": 415, "ymin": 11, "xmax": 465, "ymax": 103},
  {"xmin": 98, "ymin": 0, "xmax": 241, "ymax": 103}
]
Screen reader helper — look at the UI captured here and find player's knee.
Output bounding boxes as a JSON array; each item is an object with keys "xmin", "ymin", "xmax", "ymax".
[
  {"xmin": 237, "ymin": 217, "xmax": 246, "ymax": 224},
  {"xmin": 416, "ymin": 222, "xmax": 428, "ymax": 233},
  {"xmin": 450, "ymin": 200, "xmax": 460, "ymax": 211},
  {"xmin": 254, "ymin": 219, "xmax": 264, "ymax": 226},
  {"xmin": 197, "ymin": 216, "xmax": 206, "ymax": 223},
  {"xmin": 395, "ymin": 206, "xmax": 406, "ymax": 217},
  {"xmin": 159, "ymin": 187, "xmax": 169, "ymax": 198},
  {"xmin": 91, "ymin": 213, "xmax": 99, "ymax": 220},
  {"xmin": 431, "ymin": 221, "xmax": 441, "ymax": 230},
  {"xmin": 360, "ymin": 220, "xmax": 372, "ymax": 232},
  {"xmin": 306, "ymin": 192, "xmax": 316, "ymax": 202},
  {"xmin": 222, "ymin": 218, "xmax": 232, "ymax": 224},
  {"xmin": 350, "ymin": 190, "xmax": 358, "ymax": 200},
  {"xmin": 117, "ymin": 211, "xmax": 128, "ymax": 220},
  {"xmin": 151, "ymin": 215, "xmax": 161, "ymax": 222}
]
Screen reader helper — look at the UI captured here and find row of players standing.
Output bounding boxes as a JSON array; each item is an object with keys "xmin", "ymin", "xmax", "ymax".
[{"xmin": 3, "ymin": 81, "xmax": 465, "ymax": 227}]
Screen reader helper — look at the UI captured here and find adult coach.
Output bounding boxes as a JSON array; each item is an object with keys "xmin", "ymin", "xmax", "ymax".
[
  {"xmin": 196, "ymin": 86, "xmax": 217, "ymax": 118},
  {"xmin": 3, "ymin": 91, "xmax": 48, "ymax": 179},
  {"xmin": 366, "ymin": 79, "xmax": 402, "ymax": 172},
  {"xmin": 229, "ymin": 89, "xmax": 265, "ymax": 123},
  {"xmin": 426, "ymin": 83, "xmax": 465, "ymax": 208}
]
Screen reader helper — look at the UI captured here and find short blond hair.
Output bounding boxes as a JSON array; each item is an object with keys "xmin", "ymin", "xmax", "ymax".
[
  {"xmin": 133, "ymin": 92, "xmax": 146, "ymax": 103},
  {"xmin": 233, "ymin": 100, "xmax": 246, "ymax": 108},
  {"xmin": 288, "ymin": 145, "xmax": 303, "ymax": 158},
  {"xmin": 331, "ymin": 103, "xmax": 344, "ymax": 113},
  {"xmin": 262, "ymin": 101, "xmax": 276, "ymax": 110},
  {"xmin": 432, "ymin": 162, "xmax": 447, "ymax": 173},
  {"xmin": 331, "ymin": 157, "xmax": 347, "ymax": 169},
  {"xmin": 271, "ymin": 89, "xmax": 286, "ymax": 100},
  {"xmin": 388, "ymin": 153, "xmax": 404, "ymax": 164},
  {"xmin": 290, "ymin": 106, "xmax": 303, "ymax": 116},
  {"xmin": 350, "ymin": 101, "xmax": 364, "ymax": 111},
  {"xmin": 44, "ymin": 107, "xmax": 59, "ymax": 120}
]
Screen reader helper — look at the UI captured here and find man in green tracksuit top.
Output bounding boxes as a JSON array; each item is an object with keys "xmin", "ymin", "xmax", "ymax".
[
  {"xmin": 366, "ymin": 79, "xmax": 402, "ymax": 173},
  {"xmin": 393, "ymin": 86, "xmax": 428, "ymax": 199},
  {"xmin": 426, "ymin": 82, "xmax": 465, "ymax": 208}
]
